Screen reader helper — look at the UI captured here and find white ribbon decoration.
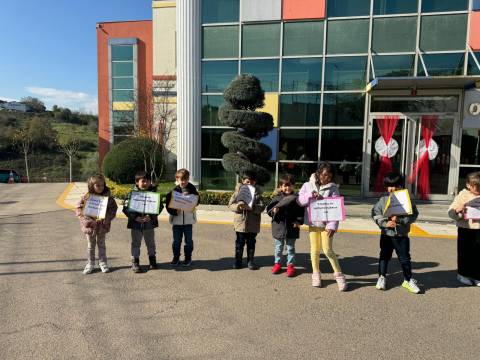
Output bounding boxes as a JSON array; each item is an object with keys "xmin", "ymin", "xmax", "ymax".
[
  {"xmin": 419, "ymin": 138, "xmax": 439, "ymax": 160},
  {"xmin": 375, "ymin": 136, "xmax": 399, "ymax": 158}
]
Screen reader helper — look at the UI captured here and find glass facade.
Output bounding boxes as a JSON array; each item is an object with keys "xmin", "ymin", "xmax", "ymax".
[{"xmin": 200, "ymin": 1, "xmax": 474, "ymax": 192}]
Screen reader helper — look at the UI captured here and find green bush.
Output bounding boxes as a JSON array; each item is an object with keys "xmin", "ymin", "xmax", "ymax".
[{"xmin": 102, "ymin": 137, "xmax": 162, "ymax": 184}]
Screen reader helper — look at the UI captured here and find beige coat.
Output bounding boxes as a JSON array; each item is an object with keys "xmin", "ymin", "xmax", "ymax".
[
  {"xmin": 228, "ymin": 184, "xmax": 265, "ymax": 233},
  {"xmin": 448, "ymin": 189, "xmax": 480, "ymax": 229}
]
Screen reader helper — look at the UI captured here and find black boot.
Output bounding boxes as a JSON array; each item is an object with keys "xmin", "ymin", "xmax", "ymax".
[
  {"xmin": 149, "ymin": 255, "xmax": 158, "ymax": 270},
  {"xmin": 247, "ymin": 249, "xmax": 259, "ymax": 270},
  {"xmin": 131, "ymin": 258, "xmax": 141, "ymax": 273},
  {"xmin": 232, "ymin": 250, "xmax": 243, "ymax": 269}
]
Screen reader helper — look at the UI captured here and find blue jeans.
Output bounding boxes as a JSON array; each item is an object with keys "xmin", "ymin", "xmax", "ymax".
[
  {"xmin": 172, "ymin": 225, "xmax": 193, "ymax": 258},
  {"xmin": 274, "ymin": 238, "xmax": 296, "ymax": 265}
]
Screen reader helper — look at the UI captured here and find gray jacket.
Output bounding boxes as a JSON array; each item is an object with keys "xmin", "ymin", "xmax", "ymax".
[{"xmin": 371, "ymin": 194, "xmax": 419, "ymax": 236}]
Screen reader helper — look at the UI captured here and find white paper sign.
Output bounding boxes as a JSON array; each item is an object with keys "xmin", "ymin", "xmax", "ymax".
[
  {"xmin": 169, "ymin": 191, "xmax": 199, "ymax": 211},
  {"xmin": 384, "ymin": 189, "xmax": 413, "ymax": 217},
  {"xmin": 83, "ymin": 195, "xmax": 108, "ymax": 219},
  {"xmin": 308, "ymin": 197, "xmax": 346, "ymax": 224},
  {"xmin": 236, "ymin": 184, "xmax": 256, "ymax": 208},
  {"xmin": 465, "ymin": 198, "xmax": 480, "ymax": 220},
  {"xmin": 128, "ymin": 191, "xmax": 161, "ymax": 215}
]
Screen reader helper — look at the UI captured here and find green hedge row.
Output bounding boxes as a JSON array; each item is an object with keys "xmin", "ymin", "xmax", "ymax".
[{"xmin": 106, "ymin": 178, "xmax": 276, "ymax": 205}]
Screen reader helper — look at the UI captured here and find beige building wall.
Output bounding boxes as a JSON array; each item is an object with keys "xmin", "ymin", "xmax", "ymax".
[{"xmin": 152, "ymin": 0, "xmax": 176, "ymax": 76}]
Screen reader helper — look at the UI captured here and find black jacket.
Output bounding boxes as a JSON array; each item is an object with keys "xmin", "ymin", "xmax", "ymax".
[
  {"xmin": 122, "ymin": 184, "xmax": 163, "ymax": 230},
  {"xmin": 165, "ymin": 183, "xmax": 199, "ymax": 216},
  {"xmin": 266, "ymin": 192, "xmax": 304, "ymax": 239}
]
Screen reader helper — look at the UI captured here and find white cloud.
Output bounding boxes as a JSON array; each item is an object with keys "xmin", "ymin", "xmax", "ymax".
[
  {"xmin": 25, "ymin": 86, "xmax": 98, "ymax": 114},
  {"xmin": 0, "ymin": 96, "xmax": 18, "ymax": 102}
]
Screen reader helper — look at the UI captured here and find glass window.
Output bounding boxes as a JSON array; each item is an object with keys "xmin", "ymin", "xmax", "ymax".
[
  {"xmin": 320, "ymin": 129, "xmax": 363, "ymax": 161},
  {"xmin": 418, "ymin": 53, "xmax": 464, "ymax": 76},
  {"xmin": 278, "ymin": 162, "xmax": 318, "ymax": 185},
  {"xmin": 201, "ymin": 160, "xmax": 237, "ymax": 190},
  {"xmin": 322, "ymin": 93, "xmax": 365, "ymax": 126},
  {"xmin": 327, "ymin": 0, "xmax": 370, "ymax": 17},
  {"xmin": 459, "ymin": 167, "xmax": 480, "ymax": 191},
  {"xmin": 112, "ymin": 62, "xmax": 133, "ymax": 77},
  {"xmin": 202, "ymin": 95, "xmax": 225, "ymax": 126},
  {"xmin": 461, "ymin": 129, "xmax": 480, "ymax": 165},
  {"xmin": 241, "ymin": 59, "xmax": 279, "ymax": 92},
  {"xmin": 324, "ymin": 56, "xmax": 367, "ymax": 90},
  {"xmin": 422, "ymin": 0, "xmax": 468, "ymax": 12},
  {"xmin": 202, "ymin": 61, "xmax": 238, "ymax": 93},
  {"xmin": 112, "ymin": 78, "xmax": 134, "ymax": 90},
  {"xmin": 259, "ymin": 129, "xmax": 279, "ymax": 161},
  {"xmin": 201, "ymin": 129, "xmax": 229, "ymax": 158},
  {"xmin": 279, "ymin": 129, "xmax": 319, "ymax": 161},
  {"xmin": 374, "ymin": 0, "xmax": 418, "ymax": 15},
  {"xmin": 203, "ymin": 26, "xmax": 239, "ymax": 58},
  {"xmin": 281, "ymin": 58, "xmax": 322, "ymax": 92},
  {"xmin": 283, "ymin": 21, "xmax": 324, "ymax": 56},
  {"xmin": 279, "ymin": 94, "xmax": 320, "ymax": 127},
  {"xmin": 327, "ymin": 19, "xmax": 369, "ymax": 54},
  {"xmin": 113, "ymin": 111, "xmax": 135, "ymax": 136},
  {"xmin": 202, "ymin": 0, "xmax": 239, "ymax": 23},
  {"xmin": 372, "ymin": 17, "xmax": 417, "ymax": 53},
  {"xmin": 112, "ymin": 90, "xmax": 134, "ymax": 102},
  {"xmin": 372, "ymin": 55, "xmax": 415, "ymax": 78},
  {"xmin": 474, "ymin": 0, "xmax": 480, "ymax": 11},
  {"xmin": 467, "ymin": 52, "xmax": 480, "ymax": 76},
  {"xmin": 111, "ymin": 45, "xmax": 133, "ymax": 61},
  {"xmin": 371, "ymin": 96, "xmax": 459, "ymax": 112},
  {"xmin": 242, "ymin": 23, "xmax": 281, "ymax": 58},
  {"xmin": 420, "ymin": 15, "xmax": 468, "ymax": 51}
]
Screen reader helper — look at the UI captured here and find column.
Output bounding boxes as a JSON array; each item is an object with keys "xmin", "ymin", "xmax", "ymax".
[{"xmin": 176, "ymin": 0, "xmax": 202, "ymax": 185}]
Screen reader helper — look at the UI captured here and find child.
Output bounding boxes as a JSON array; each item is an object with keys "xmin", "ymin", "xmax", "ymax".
[
  {"xmin": 228, "ymin": 171, "xmax": 265, "ymax": 270},
  {"xmin": 76, "ymin": 174, "xmax": 117, "ymax": 274},
  {"xmin": 448, "ymin": 171, "xmax": 480, "ymax": 286},
  {"xmin": 371, "ymin": 172, "xmax": 420, "ymax": 293},
  {"xmin": 123, "ymin": 171, "xmax": 162, "ymax": 273},
  {"xmin": 266, "ymin": 174, "xmax": 304, "ymax": 277},
  {"xmin": 165, "ymin": 169, "xmax": 199, "ymax": 267},
  {"xmin": 298, "ymin": 162, "xmax": 347, "ymax": 291}
]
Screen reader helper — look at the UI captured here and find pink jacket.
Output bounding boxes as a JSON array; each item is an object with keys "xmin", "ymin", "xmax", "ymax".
[
  {"xmin": 76, "ymin": 192, "xmax": 118, "ymax": 235},
  {"xmin": 298, "ymin": 174, "xmax": 340, "ymax": 231}
]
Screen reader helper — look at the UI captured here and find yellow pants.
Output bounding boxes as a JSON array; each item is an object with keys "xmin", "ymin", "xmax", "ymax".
[{"xmin": 309, "ymin": 227, "xmax": 342, "ymax": 273}]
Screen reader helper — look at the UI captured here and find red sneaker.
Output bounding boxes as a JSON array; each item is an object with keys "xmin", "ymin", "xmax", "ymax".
[
  {"xmin": 271, "ymin": 263, "xmax": 282, "ymax": 274},
  {"xmin": 286, "ymin": 264, "xmax": 296, "ymax": 277}
]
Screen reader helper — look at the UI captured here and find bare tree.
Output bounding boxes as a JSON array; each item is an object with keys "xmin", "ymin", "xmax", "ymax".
[
  {"xmin": 12, "ymin": 128, "xmax": 31, "ymax": 182},
  {"xmin": 58, "ymin": 135, "xmax": 80, "ymax": 182}
]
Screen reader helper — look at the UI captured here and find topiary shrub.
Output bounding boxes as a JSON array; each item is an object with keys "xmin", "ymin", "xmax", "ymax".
[
  {"xmin": 219, "ymin": 74, "xmax": 274, "ymax": 185},
  {"xmin": 102, "ymin": 137, "xmax": 162, "ymax": 184}
]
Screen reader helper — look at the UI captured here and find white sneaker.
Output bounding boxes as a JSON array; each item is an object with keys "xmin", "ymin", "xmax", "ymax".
[
  {"xmin": 472, "ymin": 279, "xmax": 480, "ymax": 287},
  {"xmin": 99, "ymin": 262, "xmax": 110, "ymax": 273},
  {"xmin": 457, "ymin": 274, "xmax": 474, "ymax": 286},
  {"xmin": 376, "ymin": 276, "xmax": 386, "ymax": 290},
  {"xmin": 83, "ymin": 263, "xmax": 94, "ymax": 275},
  {"xmin": 402, "ymin": 278, "xmax": 420, "ymax": 294}
]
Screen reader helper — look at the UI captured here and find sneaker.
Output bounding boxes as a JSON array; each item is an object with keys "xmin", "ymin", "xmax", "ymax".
[
  {"xmin": 457, "ymin": 274, "xmax": 474, "ymax": 286},
  {"xmin": 311, "ymin": 272, "xmax": 321, "ymax": 287},
  {"xmin": 473, "ymin": 279, "xmax": 480, "ymax": 287},
  {"xmin": 286, "ymin": 264, "xmax": 296, "ymax": 277},
  {"xmin": 149, "ymin": 256, "xmax": 158, "ymax": 270},
  {"xmin": 83, "ymin": 263, "xmax": 94, "ymax": 275},
  {"xmin": 131, "ymin": 259, "xmax": 141, "ymax": 273},
  {"xmin": 271, "ymin": 263, "xmax": 282, "ymax": 274},
  {"xmin": 247, "ymin": 261, "xmax": 259, "ymax": 270},
  {"xmin": 376, "ymin": 276, "xmax": 386, "ymax": 290},
  {"xmin": 99, "ymin": 262, "xmax": 110, "ymax": 273},
  {"xmin": 402, "ymin": 278, "xmax": 420, "ymax": 294},
  {"xmin": 334, "ymin": 272, "xmax": 348, "ymax": 291},
  {"xmin": 170, "ymin": 257, "xmax": 180, "ymax": 267},
  {"xmin": 183, "ymin": 257, "xmax": 192, "ymax": 267}
]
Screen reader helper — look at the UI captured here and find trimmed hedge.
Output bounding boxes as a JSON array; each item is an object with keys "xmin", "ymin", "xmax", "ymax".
[{"xmin": 102, "ymin": 137, "xmax": 162, "ymax": 184}]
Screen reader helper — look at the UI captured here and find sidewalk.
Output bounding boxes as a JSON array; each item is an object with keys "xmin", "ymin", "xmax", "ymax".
[{"xmin": 58, "ymin": 182, "xmax": 457, "ymax": 239}]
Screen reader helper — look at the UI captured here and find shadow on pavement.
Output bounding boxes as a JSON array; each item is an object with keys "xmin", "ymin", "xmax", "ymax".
[
  {"xmin": 0, "ymin": 268, "xmax": 82, "ymax": 276},
  {"xmin": 0, "ymin": 258, "xmax": 118, "ymax": 266}
]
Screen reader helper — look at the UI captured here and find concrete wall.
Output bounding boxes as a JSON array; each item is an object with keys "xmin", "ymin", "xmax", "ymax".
[{"xmin": 153, "ymin": 1, "xmax": 176, "ymax": 77}]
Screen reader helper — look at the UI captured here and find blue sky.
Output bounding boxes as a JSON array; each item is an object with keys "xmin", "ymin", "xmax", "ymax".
[{"xmin": 0, "ymin": 0, "xmax": 152, "ymax": 114}]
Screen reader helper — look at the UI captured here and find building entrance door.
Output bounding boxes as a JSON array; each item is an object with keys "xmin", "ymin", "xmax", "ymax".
[{"xmin": 365, "ymin": 113, "xmax": 457, "ymax": 200}]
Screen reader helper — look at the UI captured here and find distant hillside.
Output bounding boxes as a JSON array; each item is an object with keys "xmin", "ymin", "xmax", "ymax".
[{"xmin": 0, "ymin": 109, "xmax": 98, "ymax": 182}]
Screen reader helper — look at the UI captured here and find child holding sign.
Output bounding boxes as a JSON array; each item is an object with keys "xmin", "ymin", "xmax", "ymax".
[
  {"xmin": 371, "ymin": 172, "xmax": 420, "ymax": 293},
  {"xmin": 298, "ymin": 163, "xmax": 347, "ymax": 291},
  {"xmin": 448, "ymin": 171, "xmax": 480, "ymax": 286},
  {"xmin": 123, "ymin": 171, "xmax": 163, "ymax": 273},
  {"xmin": 165, "ymin": 169, "xmax": 199, "ymax": 267},
  {"xmin": 76, "ymin": 174, "xmax": 118, "ymax": 274}
]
